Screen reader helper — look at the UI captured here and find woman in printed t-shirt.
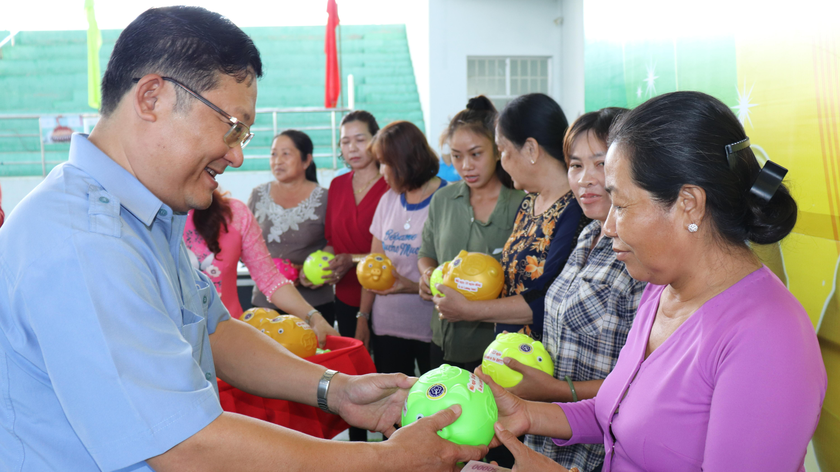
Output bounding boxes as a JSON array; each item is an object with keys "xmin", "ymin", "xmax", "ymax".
[
  {"xmin": 357, "ymin": 121, "xmax": 446, "ymax": 376},
  {"xmin": 418, "ymin": 96, "xmax": 525, "ymax": 372}
]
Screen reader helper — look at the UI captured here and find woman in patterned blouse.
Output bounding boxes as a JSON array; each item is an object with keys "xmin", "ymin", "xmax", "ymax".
[
  {"xmin": 434, "ymin": 93, "xmax": 587, "ymax": 339},
  {"xmin": 248, "ymin": 130, "xmax": 336, "ymax": 323}
]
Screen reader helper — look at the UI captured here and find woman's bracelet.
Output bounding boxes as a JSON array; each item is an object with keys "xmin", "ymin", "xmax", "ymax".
[
  {"xmin": 564, "ymin": 375, "xmax": 578, "ymax": 402},
  {"xmin": 305, "ymin": 309, "xmax": 321, "ymax": 325}
]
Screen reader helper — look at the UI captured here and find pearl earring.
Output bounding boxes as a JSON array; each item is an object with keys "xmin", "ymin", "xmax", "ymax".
[
  {"xmin": 688, "ymin": 223, "xmax": 698, "ymax": 233},
  {"xmin": 530, "ymin": 159, "xmax": 535, "ymax": 165}
]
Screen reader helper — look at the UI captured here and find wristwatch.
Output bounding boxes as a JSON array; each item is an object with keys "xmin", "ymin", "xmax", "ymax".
[
  {"xmin": 317, "ymin": 369, "xmax": 339, "ymax": 414},
  {"xmin": 356, "ymin": 311, "xmax": 370, "ymax": 320}
]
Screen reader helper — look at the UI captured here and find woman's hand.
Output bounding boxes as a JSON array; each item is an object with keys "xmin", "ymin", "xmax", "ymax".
[
  {"xmin": 474, "ymin": 366, "xmax": 532, "ymax": 443},
  {"xmin": 505, "ymin": 358, "xmax": 564, "ymax": 402},
  {"xmin": 493, "ymin": 423, "xmax": 574, "ymax": 472},
  {"xmin": 309, "ymin": 312, "xmax": 340, "ymax": 348},
  {"xmin": 419, "ymin": 267, "xmax": 434, "ymax": 301},
  {"xmin": 298, "ymin": 265, "xmax": 324, "ymax": 289},
  {"xmin": 324, "ymin": 253, "xmax": 356, "ymax": 285},
  {"xmin": 433, "ymin": 285, "xmax": 476, "ymax": 322},
  {"xmin": 355, "ymin": 316, "xmax": 371, "ymax": 351},
  {"xmin": 368, "ymin": 269, "xmax": 419, "ymax": 296}
]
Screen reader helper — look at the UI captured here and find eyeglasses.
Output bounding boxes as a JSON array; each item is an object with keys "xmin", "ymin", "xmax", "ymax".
[{"xmin": 132, "ymin": 76, "xmax": 254, "ymax": 149}]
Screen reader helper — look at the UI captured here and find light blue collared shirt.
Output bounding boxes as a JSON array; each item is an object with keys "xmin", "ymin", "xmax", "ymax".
[{"xmin": 0, "ymin": 134, "xmax": 230, "ymax": 471}]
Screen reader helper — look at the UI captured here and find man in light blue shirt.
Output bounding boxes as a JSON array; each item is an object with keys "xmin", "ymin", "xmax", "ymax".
[{"xmin": 0, "ymin": 6, "xmax": 486, "ymax": 471}]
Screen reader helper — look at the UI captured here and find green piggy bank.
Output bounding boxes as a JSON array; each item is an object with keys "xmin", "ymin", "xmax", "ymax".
[
  {"xmin": 482, "ymin": 332, "xmax": 554, "ymax": 388},
  {"xmin": 303, "ymin": 250, "xmax": 334, "ymax": 285},
  {"xmin": 430, "ymin": 261, "xmax": 449, "ymax": 298},
  {"xmin": 401, "ymin": 364, "xmax": 497, "ymax": 446}
]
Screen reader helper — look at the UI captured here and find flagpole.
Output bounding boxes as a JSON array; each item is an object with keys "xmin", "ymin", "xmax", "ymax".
[{"xmin": 338, "ymin": 23, "xmax": 343, "ymax": 109}]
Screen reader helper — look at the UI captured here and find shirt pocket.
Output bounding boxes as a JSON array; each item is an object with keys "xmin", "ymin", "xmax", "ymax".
[
  {"xmin": 180, "ymin": 307, "xmax": 207, "ymax": 365},
  {"xmin": 559, "ymin": 280, "xmax": 611, "ymax": 337},
  {"xmin": 189, "ymin": 274, "xmax": 214, "ymax": 316}
]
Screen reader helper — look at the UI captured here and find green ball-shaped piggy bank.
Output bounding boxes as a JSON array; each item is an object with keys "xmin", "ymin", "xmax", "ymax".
[
  {"xmin": 303, "ymin": 250, "xmax": 334, "ymax": 285},
  {"xmin": 482, "ymin": 332, "xmax": 554, "ymax": 388},
  {"xmin": 401, "ymin": 364, "xmax": 497, "ymax": 446},
  {"xmin": 429, "ymin": 262, "xmax": 449, "ymax": 298}
]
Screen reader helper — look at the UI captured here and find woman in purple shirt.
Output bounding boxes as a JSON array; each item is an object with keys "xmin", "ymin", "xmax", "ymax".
[{"xmin": 479, "ymin": 91, "xmax": 827, "ymax": 471}]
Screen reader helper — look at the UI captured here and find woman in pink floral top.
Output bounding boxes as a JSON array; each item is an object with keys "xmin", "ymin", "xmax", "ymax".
[{"xmin": 184, "ymin": 189, "xmax": 338, "ymax": 345}]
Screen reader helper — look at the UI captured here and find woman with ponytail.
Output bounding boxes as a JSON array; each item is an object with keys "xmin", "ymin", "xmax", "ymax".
[
  {"xmin": 418, "ymin": 96, "xmax": 525, "ymax": 370},
  {"xmin": 433, "ymin": 93, "xmax": 588, "ymax": 340},
  {"xmin": 480, "ymin": 92, "xmax": 826, "ymax": 472},
  {"xmin": 184, "ymin": 189, "xmax": 338, "ymax": 347}
]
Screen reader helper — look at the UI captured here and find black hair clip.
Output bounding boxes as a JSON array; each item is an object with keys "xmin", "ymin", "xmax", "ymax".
[
  {"xmin": 724, "ymin": 136, "xmax": 788, "ymax": 202},
  {"xmin": 724, "ymin": 137, "xmax": 751, "ymax": 169},
  {"xmin": 749, "ymin": 160, "xmax": 788, "ymax": 202}
]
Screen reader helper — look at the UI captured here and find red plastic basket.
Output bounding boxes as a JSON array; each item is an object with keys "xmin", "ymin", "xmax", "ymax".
[{"xmin": 218, "ymin": 336, "xmax": 376, "ymax": 439}]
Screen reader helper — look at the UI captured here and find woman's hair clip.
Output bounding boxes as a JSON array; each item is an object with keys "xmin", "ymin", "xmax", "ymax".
[
  {"xmin": 750, "ymin": 160, "xmax": 788, "ymax": 202},
  {"xmin": 724, "ymin": 137, "xmax": 751, "ymax": 169},
  {"xmin": 724, "ymin": 136, "xmax": 788, "ymax": 202}
]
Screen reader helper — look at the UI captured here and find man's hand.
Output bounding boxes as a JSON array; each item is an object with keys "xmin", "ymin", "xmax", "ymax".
[
  {"xmin": 504, "ymin": 358, "xmax": 561, "ymax": 402},
  {"xmin": 309, "ymin": 313, "xmax": 339, "ymax": 349},
  {"xmin": 434, "ymin": 285, "xmax": 475, "ymax": 322},
  {"xmin": 385, "ymin": 406, "xmax": 489, "ymax": 471},
  {"xmin": 331, "ymin": 372, "xmax": 416, "ymax": 436},
  {"xmin": 474, "ymin": 366, "xmax": 531, "ymax": 446},
  {"xmin": 493, "ymin": 422, "xmax": 573, "ymax": 472},
  {"xmin": 324, "ymin": 253, "xmax": 356, "ymax": 285}
]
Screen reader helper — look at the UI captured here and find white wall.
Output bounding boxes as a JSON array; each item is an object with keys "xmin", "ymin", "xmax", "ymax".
[
  {"xmin": 402, "ymin": 0, "xmax": 432, "ymax": 135},
  {"xmin": 558, "ymin": 0, "xmax": 585, "ymax": 119},
  {"xmin": 425, "ymin": 0, "xmax": 584, "ymax": 153}
]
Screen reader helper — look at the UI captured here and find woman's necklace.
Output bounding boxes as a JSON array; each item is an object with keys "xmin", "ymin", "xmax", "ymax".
[
  {"xmin": 402, "ymin": 179, "xmax": 435, "ymax": 230},
  {"xmin": 353, "ymin": 171, "xmax": 380, "ymax": 195}
]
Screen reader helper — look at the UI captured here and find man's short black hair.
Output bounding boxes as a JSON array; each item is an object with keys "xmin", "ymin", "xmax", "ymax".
[{"xmin": 100, "ymin": 6, "xmax": 263, "ymax": 116}]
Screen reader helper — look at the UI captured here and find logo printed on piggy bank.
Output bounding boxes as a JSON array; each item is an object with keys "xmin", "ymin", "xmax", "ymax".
[{"xmin": 482, "ymin": 333, "xmax": 554, "ymax": 388}]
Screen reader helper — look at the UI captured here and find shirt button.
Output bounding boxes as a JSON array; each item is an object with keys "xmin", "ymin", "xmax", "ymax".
[
  {"xmin": 98, "ymin": 196, "xmax": 109, "ymax": 204},
  {"xmin": 158, "ymin": 209, "xmax": 168, "ymax": 217},
  {"xmin": 205, "ymin": 372, "xmax": 212, "ymax": 380},
  {"xmin": 203, "ymin": 296, "xmax": 207, "ymax": 304}
]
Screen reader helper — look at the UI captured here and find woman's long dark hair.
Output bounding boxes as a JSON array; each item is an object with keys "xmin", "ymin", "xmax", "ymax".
[
  {"xmin": 277, "ymin": 129, "xmax": 318, "ymax": 183},
  {"xmin": 192, "ymin": 189, "xmax": 233, "ymax": 257}
]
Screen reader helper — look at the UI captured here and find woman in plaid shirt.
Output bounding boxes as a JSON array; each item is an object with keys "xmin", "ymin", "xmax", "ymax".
[{"xmin": 497, "ymin": 108, "xmax": 647, "ymax": 472}]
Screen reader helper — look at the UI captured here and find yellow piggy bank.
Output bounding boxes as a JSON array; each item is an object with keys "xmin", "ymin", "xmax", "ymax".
[
  {"xmin": 258, "ymin": 314, "xmax": 318, "ymax": 358},
  {"xmin": 240, "ymin": 307, "xmax": 280, "ymax": 328},
  {"xmin": 441, "ymin": 250, "xmax": 504, "ymax": 301},
  {"xmin": 356, "ymin": 253, "xmax": 396, "ymax": 291}
]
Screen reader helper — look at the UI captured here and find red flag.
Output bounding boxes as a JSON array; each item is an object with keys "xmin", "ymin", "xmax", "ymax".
[{"xmin": 325, "ymin": 0, "xmax": 340, "ymax": 108}]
